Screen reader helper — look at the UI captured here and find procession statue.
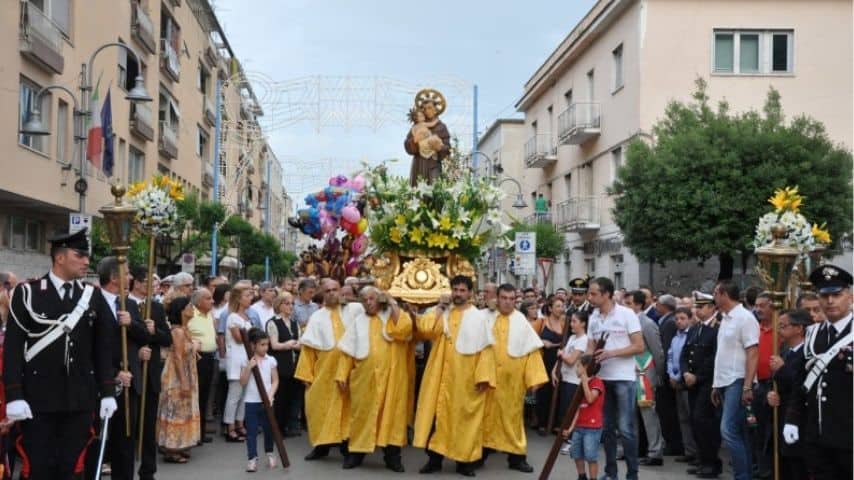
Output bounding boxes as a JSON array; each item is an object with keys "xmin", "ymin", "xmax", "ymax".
[{"xmin": 405, "ymin": 89, "xmax": 451, "ymax": 186}]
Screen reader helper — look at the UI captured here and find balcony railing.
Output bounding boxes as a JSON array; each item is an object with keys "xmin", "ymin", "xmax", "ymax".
[
  {"xmin": 202, "ymin": 162, "xmax": 214, "ymax": 187},
  {"xmin": 524, "ymin": 134, "xmax": 557, "ymax": 168},
  {"xmin": 19, "ymin": 2, "xmax": 64, "ymax": 74},
  {"xmin": 558, "ymin": 102, "xmax": 601, "ymax": 145},
  {"xmin": 554, "ymin": 196, "xmax": 602, "ymax": 233},
  {"xmin": 130, "ymin": 103, "xmax": 154, "ymax": 141},
  {"xmin": 158, "ymin": 121, "xmax": 178, "ymax": 159},
  {"xmin": 131, "ymin": 3, "xmax": 157, "ymax": 54},
  {"xmin": 524, "ymin": 213, "xmax": 553, "ymax": 225},
  {"xmin": 203, "ymin": 96, "xmax": 216, "ymax": 126},
  {"xmin": 160, "ymin": 39, "xmax": 181, "ymax": 81}
]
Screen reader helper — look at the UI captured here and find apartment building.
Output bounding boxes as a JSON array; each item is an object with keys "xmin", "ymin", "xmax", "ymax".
[
  {"xmin": 2, "ymin": 0, "xmax": 286, "ymax": 278},
  {"xmin": 514, "ymin": 0, "xmax": 852, "ymax": 291}
]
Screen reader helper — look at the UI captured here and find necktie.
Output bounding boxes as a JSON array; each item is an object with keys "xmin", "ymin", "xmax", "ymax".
[
  {"xmin": 827, "ymin": 324, "xmax": 837, "ymax": 347},
  {"xmin": 62, "ymin": 283, "xmax": 73, "ymax": 304}
]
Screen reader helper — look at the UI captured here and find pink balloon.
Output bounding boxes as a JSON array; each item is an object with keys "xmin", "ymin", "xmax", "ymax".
[
  {"xmin": 350, "ymin": 175, "xmax": 366, "ymax": 192},
  {"xmin": 351, "ymin": 235, "xmax": 367, "ymax": 255},
  {"xmin": 321, "ymin": 217, "xmax": 337, "ymax": 234},
  {"xmin": 341, "ymin": 204, "xmax": 361, "ymax": 223}
]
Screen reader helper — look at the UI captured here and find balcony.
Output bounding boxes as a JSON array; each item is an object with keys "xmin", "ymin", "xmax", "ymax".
[
  {"xmin": 204, "ymin": 36, "xmax": 219, "ymax": 67},
  {"xmin": 158, "ymin": 121, "xmax": 178, "ymax": 159},
  {"xmin": 130, "ymin": 103, "xmax": 154, "ymax": 141},
  {"xmin": 160, "ymin": 39, "xmax": 181, "ymax": 82},
  {"xmin": 19, "ymin": 2, "xmax": 64, "ymax": 74},
  {"xmin": 202, "ymin": 162, "xmax": 214, "ymax": 187},
  {"xmin": 524, "ymin": 213, "xmax": 553, "ymax": 225},
  {"xmin": 218, "ymin": 53, "xmax": 230, "ymax": 80},
  {"xmin": 131, "ymin": 3, "xmax": 157, "ymax": 55},
  {"xmin": 203, "ymin": 96, "xmax": 216, "ymax": 126},
  {"xmin": 554, "ymin": 196, "xmax": 602, "ymax": 233},
  {"xmin": 558, "ymin": 102, "xmax": 601, "ymax": 145},
  {"xmin": 524, "ymin": 134, "xmax": 557, "ymax": 168},
  {"xmin": 240, "ymin": 100, "xmax": 253, "ymax": 120}
]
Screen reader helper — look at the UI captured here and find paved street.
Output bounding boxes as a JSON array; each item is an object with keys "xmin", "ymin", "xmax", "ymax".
[{"xmin": 155, "ymin": 425, "xmax": 732, "ymax": 479}]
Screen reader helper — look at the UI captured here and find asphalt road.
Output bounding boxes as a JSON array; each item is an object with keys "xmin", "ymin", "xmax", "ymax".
[{"xmin": 153, "ymin": 425, "xmax": 733, "ymax": 480}]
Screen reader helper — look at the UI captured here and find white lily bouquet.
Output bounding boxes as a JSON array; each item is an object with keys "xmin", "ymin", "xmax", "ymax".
[{"xmin": 127, "ymin": 175, "xmax": 184, "ymax": 235}]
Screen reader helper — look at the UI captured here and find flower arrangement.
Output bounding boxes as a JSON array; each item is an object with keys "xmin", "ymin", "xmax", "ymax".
[
  {"xmin": 364, "ymin": 162, "xmax": 511, "ymax": 263},
  {"xmin": 753, "ymin": 186, "xmax": 830, "ymax": 254},
  {"xmin": 127, "ymin": 175, "xmax": 184, "ymax": 235}
]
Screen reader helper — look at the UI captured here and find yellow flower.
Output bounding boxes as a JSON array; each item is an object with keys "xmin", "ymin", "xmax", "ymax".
[
  {"xmin": 426, "ymin": 232, "xmax": 445, "ymax": 248},
  {"xmin": 127, "ymin": 181, "xmax": 146, "ymax": 197},
  {"xmin": 472, "ymin": 235, "xmax": 484, "ymax": 246},
  {"xmin": 812, "ymin": 223, "xmax": 831, "ymax": 244},
  {"xmin": 169, "ymin": 185, "xmax": 185, "ymax": 201},
  {"xmin": 409, "ymin": 227, "xmax": 424, "ymax": 244},
  {"xmin": 395, "ymin": 214, "xmax": 407, "ymax": 226},
  {"xmin": 768, "ymin": 186, "xmax": 803, "ymax": 213},
  {"xmin": 439, "ymin": 215, "xmax": 452, "ymax": 231},
  {"xmin": 390, "ymin": 227, "xmax": 402, "ymax": 244}
]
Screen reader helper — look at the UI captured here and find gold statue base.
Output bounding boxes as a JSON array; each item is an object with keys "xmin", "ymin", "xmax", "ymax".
[{"xmin": 371, "ymin": 251, "xmax": 476, "ymax": 305}]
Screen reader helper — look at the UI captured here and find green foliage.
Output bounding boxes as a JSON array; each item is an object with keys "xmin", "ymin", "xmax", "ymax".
[
  {"xmin": 507, "ymin": 222, "xmax": 565, "ymax": 259},
  {"xmin": 610, "ymin": 78, "xmax": 852, "ymax": 274},
  {"xmin": 246, "ymin": 264, "xmax": 266, "ymax": 282}
]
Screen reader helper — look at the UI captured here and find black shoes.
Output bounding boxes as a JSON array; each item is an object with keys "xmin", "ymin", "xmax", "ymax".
[
  {"xmin": 508, "ymin": 460, "xmax": 534, "ymax": 473},
  {"xmin": 419, "ymin": 460, "xmax": 442, "ymax": 474},
  {"xmin": 639, "ymin": 456, "xmax": 663, "ymax": 466},
  {"xmin": 304, "ymin": 447, "xmax": 330, "ymax": 461},
  {"xmin": 342, "ymin": 454, "xmax": 364, "ymax": 469},
  {"xmin": 385, "ymin": 460, "xmax": 405, "ymax": 473},
  {"xmin": 455, "ymin": 463, "xmax": 476, "ymax": 477},
  {"xmin": 675, "ymin": 455, "xmax": 697, "ymax": 463}
]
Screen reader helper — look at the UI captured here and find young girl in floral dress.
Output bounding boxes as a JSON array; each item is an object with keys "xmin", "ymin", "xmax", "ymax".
[{"xmin": 157, "ymin": 296, "xmax": 201, "ymax": 463}]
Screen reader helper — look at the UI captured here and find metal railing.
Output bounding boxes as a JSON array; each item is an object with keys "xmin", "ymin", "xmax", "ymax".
[
  {"xmin": 524, "ymin": 133, "xmax": 556, "ymax": 165},
  {"xmin": 558, "ymin": 102, "xmax": 601, "ymax": 138},
  {"xmin": 158, "ymin": 121, "xmax": 178, "ymax": 157},
  {"xmin": 160, "ymin": 39, "xmax": 181, "ymax": 79},
  {"xmin": 131, "ymin": 3, "xmax": 155, "ymax": 52},
  {"xmin": 554, "ymin": 196, "xmax": 602, "ymax": 229},
  {"xmin": 203, "ymin": 96, "xmax": 216, "ymax": 124},
  {"xmin": 21, "ymin": 3, "xmax": 63, "ymax": 53},
  {"xmin": 524, "ymin": 213, "xmax": 553, "ymax": 224},
  {"xmin": 130, "ymin": 102, "xmax": 154, "ymax": 140}
]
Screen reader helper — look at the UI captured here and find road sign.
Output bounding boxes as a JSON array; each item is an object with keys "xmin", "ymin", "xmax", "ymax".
[
  {"xmin": 181, "ymin": 253, "xmax": 196, "ymax": 273},
  {"xmin": 514, "ymin": 232, "xmax": 536, "ymax": 276}
]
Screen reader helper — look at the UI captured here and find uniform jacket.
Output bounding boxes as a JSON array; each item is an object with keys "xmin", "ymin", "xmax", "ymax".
[
  {"xmin": 786, "ymin": 318, "xmax": 852, "ymax": 449},
  {"xmin": 679, "ymin": 321, "xmax": 718, "ymax": 387},
  {"xmin": 3, "ymin": 276, "xmax": 115, "ymax": 413},
  {"xmin": 774, "ymin": 344, "xmax": 805, "ymax": 456}
]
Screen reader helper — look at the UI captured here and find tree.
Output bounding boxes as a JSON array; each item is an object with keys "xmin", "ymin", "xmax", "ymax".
[
  {"xmin": 611, "ymin": 78, "xmax": 852, "ymax": 279},
  {"xmin": 507, "ymin": 222, "xmax": 565, "ymax": 259}
]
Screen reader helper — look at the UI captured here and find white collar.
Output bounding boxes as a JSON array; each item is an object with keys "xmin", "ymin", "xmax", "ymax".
[
  {"xmin": 101, "ymin": 288, "xmax": 118, "ymax": 305},
  {"xmin": 129, "ymin": 293, "xmax": 144, "ymax": 303},
  {"xmin": 790, "ymin": 342, "xmax": 804, "ymax": 352},
  {"xmin": 488, "ymin": 310, "xmax": 543, "ymax": 357},
  {"xmin": 831, "ymin": 312, "xmax": 852, "ymax": 333},
  {"xmin": 48, "ymin": 270, "xmax": 76, "ymax": 296}
]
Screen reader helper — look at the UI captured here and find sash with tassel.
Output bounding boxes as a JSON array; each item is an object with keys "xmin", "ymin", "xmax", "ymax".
[{"xmin": 634, "ymin": 351, "xmax": 655, "ymax": 407}]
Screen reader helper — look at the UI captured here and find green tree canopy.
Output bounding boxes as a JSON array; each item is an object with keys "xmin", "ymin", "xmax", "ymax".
[
  {"xmin": 610, "ymin": 78, "xmax": 852, "ymax": 279},
  {"xmin": 507, "ymin": 222, "xmax": 565, "ymax": 259}
]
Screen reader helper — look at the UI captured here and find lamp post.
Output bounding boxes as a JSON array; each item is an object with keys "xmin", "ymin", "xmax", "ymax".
[
  {"xmin": 98, "ymin": 183, "xmax": 138, "ymax": 437},
  {"xmin": 754, "ymin": 224, "xmax": 800, "ymax": 480},
  {"xmin": 20, "ymin": 43, "xmax": 152, "ymax": 214}
]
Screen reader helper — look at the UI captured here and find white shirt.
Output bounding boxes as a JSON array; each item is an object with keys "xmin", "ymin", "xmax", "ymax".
[
  {"xmin": 100, "ymin": 289, "xmax": 119, "ymax": 321},
  {"xmin": 560, "ymin": 333, "xmax": 588, "ymax": 383},
  {"xmin": 225, "ymin": 313, "xmax": 252, "ymax": 380},
  {"xmin": 588, "ymin": 303, "xmax": 641, "ymax": 381},
  {"xmin": 240, "ymin": 354, "xmax": 278, "ymax": 403},
  {"xmin": 713, "ymin": 303, "xmax": 759, "ymax": 388},
  {"xmin": 250, "ymin": 301, "xmax": 276, "ymax": 326},
  {"xmin": 48, "ymin": 270, "xmax": 77, "ymax": 300},
  {"xmin": 831, "ymin": 312, "xmax": 852, "ymax": 334}
]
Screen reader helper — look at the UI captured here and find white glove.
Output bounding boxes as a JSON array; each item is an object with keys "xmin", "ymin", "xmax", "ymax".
[
  {"xmin": 100, "ymin": 397, "xmax": 118, "ymax": 419},
  {"xmin": 6, "ymin": 400, "xmax": 33, "ymax": 422},
  {"xmin": 783, "ymin": 424, "xmax": 799, "ymax": 444}
]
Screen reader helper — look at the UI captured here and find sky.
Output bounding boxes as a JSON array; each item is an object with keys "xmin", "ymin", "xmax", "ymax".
[{"xmin": 214, "ymin": 0, "xmax": 597, "ymax": 206}]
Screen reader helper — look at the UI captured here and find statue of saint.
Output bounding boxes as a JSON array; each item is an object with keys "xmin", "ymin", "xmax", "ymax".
[{"xmin": 406, "ymin": 89, "xmax": 451, "ymax": 186}]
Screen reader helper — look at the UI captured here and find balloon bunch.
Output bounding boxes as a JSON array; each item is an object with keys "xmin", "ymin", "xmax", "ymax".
[{"xmin": 288, "ymin": 174, "xmax": 371, "ymax": 279}]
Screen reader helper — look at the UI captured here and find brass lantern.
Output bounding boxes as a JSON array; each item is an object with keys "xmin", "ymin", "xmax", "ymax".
[{"xmin": 754, "ymin": 222, "xmax": 799, "ymax": 480}]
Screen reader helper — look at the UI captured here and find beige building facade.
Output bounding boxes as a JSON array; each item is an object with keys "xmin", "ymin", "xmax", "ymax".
[
  {"xmin": 514, "ymin": 0, "xmax": 852, "ymax": 291},
  {"xmin": 2, "ymin": 0, "xmax": 288, "ymax": 279}
]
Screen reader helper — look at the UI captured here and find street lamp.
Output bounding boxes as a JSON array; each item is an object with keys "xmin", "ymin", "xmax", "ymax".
[
  {"xmin": 498, "ymin": 177, "xmax": 528, "ymax": 210},
  {"xmin": 19, "ymin": 42, "xmax": 152, "ymax": 213}
]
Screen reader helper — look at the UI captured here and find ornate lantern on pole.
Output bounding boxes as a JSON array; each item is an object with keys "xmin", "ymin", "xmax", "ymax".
[
  {"xmin": 754, "ymin": 223, "xmax": 799, "ymax": 480},
  {"xmin": 98, "ymin": 183, "xmax": 137, "ymax": 436}
]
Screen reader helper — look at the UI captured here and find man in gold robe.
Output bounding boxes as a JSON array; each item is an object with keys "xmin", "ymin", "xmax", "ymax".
[
  {"xmin": 294, "ymin": 279, "xmax": 359, "ymax": 461},
  {"xmin": 335, "ymin": 286, "xmax": 413, "ymax": 472},
  {"xmin": 413, "ymin": 275, "xmax": 496, "ymax": 477},
  {"xmin": 480, "ymin": 283, "xmax": 548, "ymax": 473}
]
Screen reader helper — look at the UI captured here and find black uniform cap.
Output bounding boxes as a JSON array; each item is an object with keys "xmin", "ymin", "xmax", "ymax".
[
  {"xmin": 49, "ymin": 228, "xmax": 90, "ymax": 255},
  {"xmin": 569, "ymin": 278, "xmax": 589, "ymax": 293},
  {"xmin": 809, "ymin": 265, "xmax": 853, "ymax": 294}
]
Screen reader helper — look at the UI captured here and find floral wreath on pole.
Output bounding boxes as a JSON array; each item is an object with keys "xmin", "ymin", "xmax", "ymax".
[
  {"xmin": 753, "ymin": 186, "xmax": 831, "ymax": 257},
  {"xmin": 127, "ymin": 175, "xmax": 185, "ymax": 235}
]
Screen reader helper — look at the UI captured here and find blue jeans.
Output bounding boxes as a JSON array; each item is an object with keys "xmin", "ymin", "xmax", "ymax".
[
  {"xmin": 720, "ymin": 379, "xmax": 752, "ymax": 480},
  {"xmin": 602, "ymin": 380, "xmax": 639, "ymax": 480},
  {"xmin": 244, "ymin": 402, "xmax": 273, "ymax": 460},
  {"xmin": 570, "ymin": 427, "xmax": 602, "ymax": 462}
]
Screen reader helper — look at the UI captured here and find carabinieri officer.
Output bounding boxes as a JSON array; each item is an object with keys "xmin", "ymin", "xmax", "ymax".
[{"xmin": 3, "ymin": 229, "xmax": 118, "ymax": 480}]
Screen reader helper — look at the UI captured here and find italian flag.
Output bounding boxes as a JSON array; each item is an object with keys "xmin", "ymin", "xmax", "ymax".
[{"xmin": 86, "ymin": 75, "xmax": 103, "ymax": 169}]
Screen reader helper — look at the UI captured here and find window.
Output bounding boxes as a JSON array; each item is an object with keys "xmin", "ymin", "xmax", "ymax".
[
  {"xmin": 19, "ymin": 77, "xmax": 50, "ymax": 153},
  {"xmin": 128, "ymin": 146, "xmax": 145, "ymax": 184},
  {"xmin": 611, "ymin": 146, "xmax": 623, "ymax": 183},
  {"xmin": 158, "ymin": 89, "xmax": 180, "ymax": 130},
  {"xmin": 585, "ymin": 258, "xmax": 596, "ymax": 277},
  {"xmin": 612, "ymin": 44, "xmax": 624, "ymax": 91},
  {"xmin": 586, "ymin": 69, "xmax": 595, "ymax": 100},
  {"xmin": 56, "ymin": 99, "xmax": 69, "ymax": 164},
  {"xmin": 563, "ymin": 173, "xmax": 572, "ymax": 198},
  {"xmin": 118, "ymin": 42, "xmax": 144, "ymax": 92},
  {"xmin": 713, "ymin": 30, "xmax": 794, "ymax": 74},
  {"xmin": 5, "ymin": 216, "xmax": 43, "ymax": 251},
  {"xmin": 197, "ymin": 127, "xmax": 209, "ymax": 160},
  {"xmin": 29, "ymin": 0, "xmax": 71, "ymax": 38},
  {"xmin": 198, "ymin": 64, "xmax": 210, "ymax": 95}
]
